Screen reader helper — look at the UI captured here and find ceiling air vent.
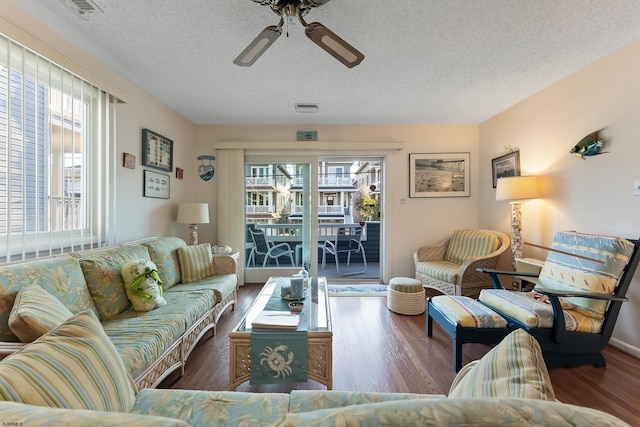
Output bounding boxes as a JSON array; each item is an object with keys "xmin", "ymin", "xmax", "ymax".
[
  {"xmin": 295, "ymin": 103, "xmax": 319, "ymax": 113},
  {"xmin": 62, "ymin": 0, "xmax": 103, "ymax": 20}
]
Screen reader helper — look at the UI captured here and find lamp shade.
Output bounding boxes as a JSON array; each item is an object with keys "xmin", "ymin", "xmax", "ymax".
[
  {"xmin": 177, "ymin": 203, "xmax": 209, "ymax": 224},
  {"xmin": 496, "ymin": 176, "xmax": 539, "ymax": 201}
]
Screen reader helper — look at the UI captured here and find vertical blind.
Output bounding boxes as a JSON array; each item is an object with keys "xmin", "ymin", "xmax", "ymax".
[{"xmin": 0, "ymin": 33, "xmax": 116, "ymax": 262}]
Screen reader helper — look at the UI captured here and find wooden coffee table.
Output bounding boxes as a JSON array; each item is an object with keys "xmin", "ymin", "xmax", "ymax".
[{"xmin": 228, "ymin": 276, "xmax": 333, "ymax": 390}]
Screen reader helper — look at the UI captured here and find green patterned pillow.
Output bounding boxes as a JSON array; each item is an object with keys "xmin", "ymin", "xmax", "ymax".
[
  {"xmin": 448, "ymin": 329, "xmax": 555, "ymax": 400},
  {"xmin": 79, "ymin": 245, "xmax": 151, "ymax": 320},
  {"xmin": 0, "ymin": 311, "xmax": 136, "ymax": 412},
  {"xmin": 176, "ymin": 243, "xmax": 214, "ymax": 284},
  {"xmin": 0, "ymin": 401, "xmax": 190, "ymax": 427},
  {"xmin": 143, "ymin": 237, "xmax": 187, "ymax": 289},
  {"xmin": 8, "ymin": 284, "xmax": 73, "ymax": 342}
]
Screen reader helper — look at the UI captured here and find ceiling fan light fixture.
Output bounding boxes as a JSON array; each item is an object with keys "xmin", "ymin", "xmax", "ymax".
[
  {"xmin": 305, "ymin": 22, "xmax": 364, "ymax": 68},
  {"xmin": 233, "ymin": 25, "xmax": 282, "ymax": 66}
]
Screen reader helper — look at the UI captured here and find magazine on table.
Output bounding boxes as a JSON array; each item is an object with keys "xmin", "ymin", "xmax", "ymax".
[{"xmin": 251, "ymin": 311, "xmax": 300, "ymax": 330}]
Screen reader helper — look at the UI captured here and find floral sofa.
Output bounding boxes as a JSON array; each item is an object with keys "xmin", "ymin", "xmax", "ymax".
[
  {"xmin": 0, "ymin": 237, "xmax": 237, "ymax": 390},
  {"xmin": 0, "ymin": 310, "xmax": 627, "ymax": 426}
]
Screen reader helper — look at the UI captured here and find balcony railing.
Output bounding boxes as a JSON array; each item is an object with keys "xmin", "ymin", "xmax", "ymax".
[
  {"xmin": 292, "ymin": 205, "xmax": 345, "ymax": 215},
  {"xmin": 246, "ymin": 177, "xmax": 275, "ymax": 187},
  {"xmin": 292, "ymin": 176, "xmax": 353, "ymax": 187}
]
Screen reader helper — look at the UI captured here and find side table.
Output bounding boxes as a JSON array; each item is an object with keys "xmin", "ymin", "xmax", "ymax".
[{"xmin": 514, "ymin": 257, "xmax": 544, "ymax": 291}]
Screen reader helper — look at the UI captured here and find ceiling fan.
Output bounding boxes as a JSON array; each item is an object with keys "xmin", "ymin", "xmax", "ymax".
[{"xmin": 234, "ymin": 0, "xmax": 364, "ymax": 68}]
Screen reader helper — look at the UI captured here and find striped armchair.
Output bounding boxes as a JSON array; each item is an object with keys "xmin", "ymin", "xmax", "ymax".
[{"xmin": 414, "ymin": 229, "xmax": 510, "ymax": 298}]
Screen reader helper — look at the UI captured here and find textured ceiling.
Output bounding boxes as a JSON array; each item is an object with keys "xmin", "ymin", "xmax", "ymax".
[{"xmin": 9, "ymin": 0, "xmax": 640, "ymax": 125}]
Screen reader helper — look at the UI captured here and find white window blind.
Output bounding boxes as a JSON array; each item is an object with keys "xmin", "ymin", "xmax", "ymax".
[{"xmin": 0, "ymin": 33, "xmax": 116, "ymax": 262}]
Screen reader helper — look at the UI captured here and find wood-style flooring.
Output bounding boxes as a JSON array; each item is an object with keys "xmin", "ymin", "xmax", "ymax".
[{"xmin": 161, "ymin": 284, "xmax": 640, "ymax": 425}]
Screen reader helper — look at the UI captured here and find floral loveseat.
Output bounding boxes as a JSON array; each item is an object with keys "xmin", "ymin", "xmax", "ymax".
[
  {"xmin": 0, "ymin": 237, "xmax": 237, "ymax": 389},
  {"xmin": 0, "ymin": 310, "xmax": 627, "ymax": 426}
]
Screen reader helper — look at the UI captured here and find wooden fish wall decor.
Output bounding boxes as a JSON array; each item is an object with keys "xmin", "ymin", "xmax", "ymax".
[{"xmin": 570, "ymin": 128, "xmax": 607, "ymax": 159}]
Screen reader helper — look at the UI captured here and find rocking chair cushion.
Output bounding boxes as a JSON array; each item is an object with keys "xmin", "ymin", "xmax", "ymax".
[
  {"xmin": 536, "ymin": 231, "xmax": 635, "ymax": 320},
  {"xmin": 448, "ymin": 329, "xmax": 555, "ymax": 401},
  {"xmin": 479, "ymin": 289, "xmax": 605, "ymax": 333}
]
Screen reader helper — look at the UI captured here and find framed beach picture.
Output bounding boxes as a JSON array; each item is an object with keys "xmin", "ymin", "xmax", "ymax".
[
  {"xmin": 409, "ymin": 152, "xmax": 470, "ymax": 198},
  {"xmin": 142, "ymin": 129, "xmax": 173, "ymax": 172},
  {"xmin": 491, "ymin": 151, "xmax": 520, "ymax": 188},
  {"xmin": 143, "ymin": 170, "xmax": 170, "ymax": 199}
]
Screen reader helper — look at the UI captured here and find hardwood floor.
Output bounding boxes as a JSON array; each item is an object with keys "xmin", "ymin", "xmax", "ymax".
[{"xmin": 161, "ymin": 284, "xmax": 640, "ymax": 425}]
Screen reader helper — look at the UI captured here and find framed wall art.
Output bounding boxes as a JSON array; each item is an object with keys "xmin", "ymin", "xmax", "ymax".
[
  {"xmin": 491, "ymin": 151, "xmax": 520, "ymax": 188},
  {"xmin": 409, "ymin": 152, "xmax": 470, "ymax": 198},
  {"xmin": 144, "ymin": 170, "xmax": 170, "ymax": 199},
  {"xmin": 142, "ymin": 128, "xmax": 173, "ymax": 172}
]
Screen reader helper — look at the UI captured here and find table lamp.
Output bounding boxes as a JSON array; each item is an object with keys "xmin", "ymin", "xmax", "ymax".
[
  {"xmin": 177, "ymin": 203, "xmax": 210, "ymax": 245},
  {"xmin": 496, "ymin": 176, "xmax": 539, "ymax": 268}
]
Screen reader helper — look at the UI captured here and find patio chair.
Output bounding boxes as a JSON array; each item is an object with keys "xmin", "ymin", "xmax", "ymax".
[
  {"xmin": 476, "ymin": 231, "xmax": 640, "ymax": 368},
  {"xmin": 320, "ymin": 225, "xmax": 367, "ymax": 276},
  {"xmin": 414, "ymin": 229, "xmax": 510, "ymax": 298},
  {"xmin": 247, "ymin": 228, "xmax": 295, "ymax": 267}
]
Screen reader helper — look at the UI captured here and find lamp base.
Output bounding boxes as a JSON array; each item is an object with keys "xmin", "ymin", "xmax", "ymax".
[
  {"xmin": 510, "ymin": 202, "xmax": 523, "ymax": 270},
  {"xmin": 188, "ymin": 224, "xmax": 198, "ymax": 246}
]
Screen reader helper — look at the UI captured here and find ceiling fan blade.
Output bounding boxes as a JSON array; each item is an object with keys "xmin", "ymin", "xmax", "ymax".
[
  {"xmin": 305, "ymin": 22, "xmax": 364, "ymax": 68},
  {"xmin": 233, "ymin": 25, "xmax": 282, "ymax": 67}
]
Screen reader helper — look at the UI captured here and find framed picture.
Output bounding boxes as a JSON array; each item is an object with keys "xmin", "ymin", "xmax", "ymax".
[
  {"xmin": 409, "ymin": 152, "xmax": 470, "ymax": 198},
  {"xmin": 142, "ymin": 129, "xmax": 173, "ymax": 172},
  {"xmin": 122, "ymin": 152, "xmax": 135, "ymax": 169},
  {"xmin": 144, "ymin": 170, "xmax": 170, "ymax": 199},
  {"xmin": 175, "ymin": 167, "xmax": 184, "ymax": 180},
  {"xmin": 491, "ymin": 151, "xmax": 520, "ymax": 188}
]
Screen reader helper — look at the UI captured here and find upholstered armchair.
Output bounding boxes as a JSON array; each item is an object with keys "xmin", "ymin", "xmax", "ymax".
[{"xmin": 414, "ymin": 229, "xmax": 510, "ymax": 298}]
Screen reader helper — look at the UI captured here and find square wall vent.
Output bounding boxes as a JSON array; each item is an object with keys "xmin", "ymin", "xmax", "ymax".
[
  {"xmin": 295, "ymin": 103, "xmax": 319, "ymax": 113},
  {"xmin": 62, "ymin": 0, "xmax": 103, "ymax": 20}
]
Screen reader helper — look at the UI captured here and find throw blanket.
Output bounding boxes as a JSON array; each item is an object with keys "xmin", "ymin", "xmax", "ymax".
[{"xmin": 250, "ymin": 279, "xmax": 309, "ymax": 385}]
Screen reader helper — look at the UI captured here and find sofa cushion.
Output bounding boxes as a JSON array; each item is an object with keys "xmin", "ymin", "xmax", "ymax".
[
  {"xmin": 133, "ymin": 388, "xmax": 290, "ymax": 427},
  {"xmin": 143, "ymin": 237, "xmax": 187, "ymax": 289},
  {"xmin": 8, "ymin": 284, "xmax": 73, "ymax": 342},
  {"xmin": 536, "ymin": 231, "xmax": 635, "ymax": 319},
  {"xmin": 176, "ymin": 243, "xmax": 215, "ymax": 284},
  {"xmin": 167, "ymin": 274, "xmax": 237, "ymax": 304},
  {"xmin": 288, "ymin": 390, "xmax": 443, "ymax": 413},
  {"xmin": 0, "ymin": 401, "xmax": 189, "ymax": 427},
  {"xmin": 448, "ymin": 329, "xmax": 555, "ymax": 400},
  {"xmin": 270, "ymin": 398, "xmax": 628, "ymax": 427},
  {"xmin": 0, "ymin": 311, "xmax": 136, "ymax": 412},
  {"xmin": 0, "ymin": 256, "xmax": 98, "ymax": 342},
  {"xmin": 121, "ymin": 259, "xmax": 167, "ymax": 312},
  {"xmin": 79, "ymin": 245, "xmax": 152, "ymax": 321},
  {"xmin": 444, "ymin": 229, "xmax": 500, "ymax": 265},
  {"xmin": 101, "ymin": 312, "xmax": 186, "ymax": 380}
]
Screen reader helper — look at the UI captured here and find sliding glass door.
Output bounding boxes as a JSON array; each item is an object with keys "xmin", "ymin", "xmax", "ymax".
[{"xmin": 243, "ymin": 154, "xmax": 382, "ymax": 284}]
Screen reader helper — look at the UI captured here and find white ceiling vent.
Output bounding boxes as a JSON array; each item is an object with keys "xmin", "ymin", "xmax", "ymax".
[
  {"xmin": 295, "ymin": 103, "xmax": 319, "ymax": 113},
  {"xmin": 62, "ymin": 0, "xmax": 103, "ymax": 20}
]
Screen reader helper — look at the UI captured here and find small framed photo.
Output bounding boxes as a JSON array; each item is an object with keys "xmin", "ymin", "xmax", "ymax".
[
  {"xmin": 409, "ymin": 152, "xmax": 470, "ymax": 198},
  {"xmin": 142, "ymin": 129, "xmax": 173, "ymax": 172},
  {"xmin": 122, "ymin": 152, "xmax": 135, "ymax": 169},
  {"xmin": 144, "ymin": 170, "xmax": 170, "ymax": 199},
  {"xmin": 175, "ymin": 167, "xmax": 184, "ymax": 180},
  {"xmin": 491, "ymin": 151, "xmax": 520, "ymax": 188}
]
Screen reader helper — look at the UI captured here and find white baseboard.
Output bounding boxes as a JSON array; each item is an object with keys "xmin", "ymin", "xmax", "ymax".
[{"xmin": 609, "ymin": 337, "xmax": 640, "ymax": 359}]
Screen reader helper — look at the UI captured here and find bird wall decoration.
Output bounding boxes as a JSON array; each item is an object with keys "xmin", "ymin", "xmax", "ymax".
[{"xmin": 570, "ymin": 128, "xmax": 607, "ymax": 159}]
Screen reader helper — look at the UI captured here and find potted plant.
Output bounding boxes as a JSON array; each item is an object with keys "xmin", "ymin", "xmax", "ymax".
[{"xmin": 355, "ymin": 195, "xmax": 378, "ymax": 225}]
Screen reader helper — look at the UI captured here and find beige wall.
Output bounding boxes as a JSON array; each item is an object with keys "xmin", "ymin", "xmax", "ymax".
[
  {"xmin": 479, "ymin": 39, "xmax": 640, "ymax": 355},
  {"xmin": 198, "ymin": 125, "xmax": 482, "ymax": 280}
]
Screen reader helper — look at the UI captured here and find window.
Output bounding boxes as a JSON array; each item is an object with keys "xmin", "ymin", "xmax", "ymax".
[{"xmin": 0, "ymin": 34, "xmax": 116, "ymax": 261}]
